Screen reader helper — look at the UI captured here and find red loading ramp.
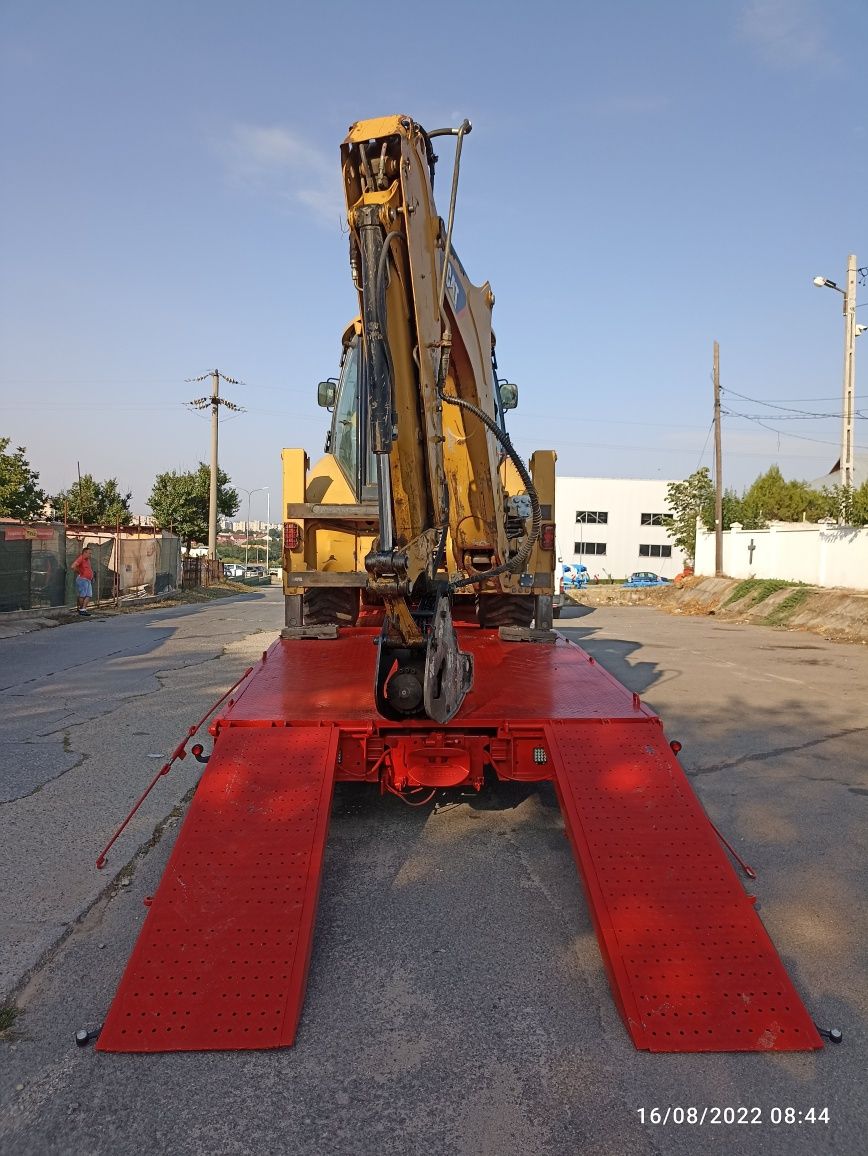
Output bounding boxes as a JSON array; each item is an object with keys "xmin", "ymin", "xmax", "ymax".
[
  {"xmin": 97, "ymin": 726, "xmax": 338, "ymax": 1053},
  {"xmin": 547, "ymin": 720, "xmax": 822, "ymax": 1052}
]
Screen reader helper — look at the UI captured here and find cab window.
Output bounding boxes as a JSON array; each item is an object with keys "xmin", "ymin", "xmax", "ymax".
[{"xmin": 332, "ymin": 341, "xmax": 360, "ymax": 486}]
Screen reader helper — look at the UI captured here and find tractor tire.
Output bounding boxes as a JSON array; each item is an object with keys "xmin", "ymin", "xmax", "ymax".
[
  {"xmin": 303, "ymin": 588, "xmax": 360, "ymax": 626},
  {"xmin": 476, "ymin": 594, "xmax": 535, "ymax": 629}
]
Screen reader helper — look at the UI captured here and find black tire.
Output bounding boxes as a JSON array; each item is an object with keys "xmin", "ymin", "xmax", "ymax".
[
  {"xmin": 476, "ymin": 594, "xmax": 534, "ymax": 629},
  {"xmin": 303, "ymin": 588, "xmax": 360, "ymax": 626}
]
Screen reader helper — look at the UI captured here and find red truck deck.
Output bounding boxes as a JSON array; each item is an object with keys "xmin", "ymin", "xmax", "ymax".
[{"xmin": 97, "ymin": 627, "xmax": 821, "ymax": 1054}]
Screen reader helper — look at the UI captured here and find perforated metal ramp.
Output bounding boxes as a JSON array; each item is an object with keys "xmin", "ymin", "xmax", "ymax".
[
  {"xmin": 97, "ymin": 726, "xmax": 338, "ymax": 1052},
  {"xmin": 547, "ymin": 720, "xmax": 822, "ymax": 1052}
]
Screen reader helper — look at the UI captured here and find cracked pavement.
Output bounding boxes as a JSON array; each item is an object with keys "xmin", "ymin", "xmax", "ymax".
[
  {"xmin": 0, "ymin": 590, "xmax": 282, "ymax": 999},
  {"xmin": 1, "ymin": 599, "xmax": 866, "ymax": 1156}
]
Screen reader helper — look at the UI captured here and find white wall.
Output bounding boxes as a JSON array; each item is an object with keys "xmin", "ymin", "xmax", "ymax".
[
  {"xmin": 555, "ymin": 477, "xmax": 686, "ymax": 579},
  {"xmin": 695, "ymin": 522, "xmax": 868, "ymax": 590}
]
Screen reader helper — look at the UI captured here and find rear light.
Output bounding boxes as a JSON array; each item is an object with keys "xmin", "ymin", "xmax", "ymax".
[
  {"xmin": 283, "ymin": 522, "xmax": 302, "ymax": 551},
  {"xmin": 540, "ymin": 523, "xmax": 556, "ymax": 551}
]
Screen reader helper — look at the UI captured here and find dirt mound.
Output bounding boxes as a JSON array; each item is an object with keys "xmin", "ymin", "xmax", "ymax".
[{"xmin": 568, "ymin": 576, "xmax": 868, "ymax": 644}]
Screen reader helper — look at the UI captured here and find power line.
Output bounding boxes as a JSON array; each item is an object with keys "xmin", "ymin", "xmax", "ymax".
[
  {"xmin": 722, "ymin": 386, "xmax": 841, "ymax": 419},
  {"xmin": 184, "ymin": 370, "xmax": 246, "ymax": 387},
  {"xmin": 723, "ymin": 409, "xmax": 868, "ymax": 452},
  {"xmin": 696, "ymin": 418, "xmax": 714, "ymax": 470}
]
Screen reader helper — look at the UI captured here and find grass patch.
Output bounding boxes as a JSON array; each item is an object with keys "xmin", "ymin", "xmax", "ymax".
[
  {"xmin": 723, "ymin": 578, "xmax": 803, "ymax": 608},
  {"xmin": 0, "ymin": 1004, "xmax": 20, "ymax": 1037},
  {"xmin": 764, "ymin": 588, "xmax": 812, "ymax": 625}
]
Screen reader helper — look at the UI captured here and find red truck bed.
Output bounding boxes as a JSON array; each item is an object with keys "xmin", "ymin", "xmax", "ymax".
[{"xmin": 97, "ymin": 627, "xmax": 821, "ymax": 1054}]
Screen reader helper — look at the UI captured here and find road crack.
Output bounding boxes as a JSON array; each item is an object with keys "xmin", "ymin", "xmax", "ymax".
[{"xmin": 688, "ymin": 723, "xmax": 868, "ymax": 777}]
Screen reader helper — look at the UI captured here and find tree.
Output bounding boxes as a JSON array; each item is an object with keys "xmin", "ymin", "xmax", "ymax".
[
  {"xmin": 820, "ymin": 482, "xmax": 868, "ymax": 527},
  {"xmin": 53, "ymin": 474, "xmax": 133, "ymax": 525},
  {"xmin": 722, "ymin": 487, "xmax": 743, "ymax": 530},
  {"xmin": 0, "ymin": 437, "xmax": 46, "ymax": 520},
  {"xmin": 663, "ymin": 467, "xmax": 714, "ymax": 562},
  {"xmin": 739, "ymin": 465, "xmax": 831, "ymax": 528},
  {"xmin": 148, "ymin": 464, "xmax": 239, "ymax": 553},
  {"xmin": 852, "ymin": 482, "xmax": 868, "ymax": 527}
]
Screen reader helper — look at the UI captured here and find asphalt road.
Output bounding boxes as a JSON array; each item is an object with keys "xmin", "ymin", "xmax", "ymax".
[{"xmin": 1, "ymin": 595, "xmax": 865, "ymax": 1156}]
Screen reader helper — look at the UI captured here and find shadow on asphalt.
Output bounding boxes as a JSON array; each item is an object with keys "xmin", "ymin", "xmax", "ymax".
[{"xmin": 558, "ymin": 606, "xmax": 663, "ymax": 696}]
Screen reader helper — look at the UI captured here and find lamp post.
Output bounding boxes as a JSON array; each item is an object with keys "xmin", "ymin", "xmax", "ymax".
[
  {"xmin": 240, "ymin": 486, "xmax": 267, "ymax": 571},
  {"xmin": 264, "ymin": 489, "xmax": 271, "ymax": 574},
  {"xmin": 813, "ymin": 255, "xmax": 859, "ymax": 492}
]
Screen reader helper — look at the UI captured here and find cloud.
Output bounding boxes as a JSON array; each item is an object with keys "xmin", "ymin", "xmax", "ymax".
[
  {"xmin": 220, "ymin": 123, "xmax": 345, "ymax": 227},
  {"xmin": 739, "ymin": 0, "xmax": 837, "ymax": 70}
]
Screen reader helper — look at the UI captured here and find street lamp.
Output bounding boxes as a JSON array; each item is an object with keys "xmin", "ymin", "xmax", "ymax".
[
  {"xmin": 239, "ymin": 486, "xmax": 267, "ymax": 571},
  {"xmin": 813, "ymin": 255, "xmax": 858, "ymax": 492},
  {"xmin": 264, "ymin": 488, "xmax": 271, "ymax": 574}
]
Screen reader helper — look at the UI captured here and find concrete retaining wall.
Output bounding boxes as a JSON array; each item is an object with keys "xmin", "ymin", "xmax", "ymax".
[{"xmin": 695, "ymin": 522, "xmax": 868, "ymax": 590}]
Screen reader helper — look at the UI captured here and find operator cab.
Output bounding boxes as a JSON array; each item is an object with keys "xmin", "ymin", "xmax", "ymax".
[
  {"xmin": 317, "ymin": 336, "xmax": 377, "ymax": 501},
  {"xmin": 318, "ymin": 336, "xmax": 518, "ymax": 496}
]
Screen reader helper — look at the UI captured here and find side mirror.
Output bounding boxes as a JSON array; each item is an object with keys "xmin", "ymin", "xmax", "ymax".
[
  {"xmin": 317, "ymin": 380, "xmax": 337, "ymax": 408},
  {"xmin": 498, "ymin": 380, "xmax": 519, "ymax": 411}
]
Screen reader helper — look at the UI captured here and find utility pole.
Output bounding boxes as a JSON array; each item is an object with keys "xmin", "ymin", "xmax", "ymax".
[
  {"xmin": 186, "ymin": 370, "xmax": 245, "ymax": 561},
  {"xmin": 841, "ymin": 254, "xmax": 858, "ymax": 493},
  {"xmin": 208, "ymin": 369, "xmax": 220, "ymax": 559},
  {"xmin": 713, "ymin": 341, "xmax": 723, "ymax": 577}
]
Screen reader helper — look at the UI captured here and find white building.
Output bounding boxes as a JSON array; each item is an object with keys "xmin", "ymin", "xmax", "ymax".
[
  {"xmin": 224, "ymin": 519, "xmax": 273, "ymax": 533},
  {"xmin": 554, "ymin": 477, "xmax": 685, "ymax": 580}
]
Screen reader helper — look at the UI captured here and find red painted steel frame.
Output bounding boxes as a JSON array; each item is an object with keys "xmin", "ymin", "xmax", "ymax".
[{"xmin": 98, "ymin": 627, "xmax": 822, "ymax": 1054}]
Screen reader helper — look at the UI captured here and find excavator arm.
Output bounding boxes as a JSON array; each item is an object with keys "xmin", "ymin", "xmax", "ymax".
[{"xmin": 283, "ymin": 114, "xmax": 557, "ymax": 722}]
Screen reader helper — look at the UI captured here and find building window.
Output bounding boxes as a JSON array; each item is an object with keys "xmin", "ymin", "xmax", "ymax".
[
  {"xmin": 641, "ymin": 512, "xmax": 665, "ymax": 526},
  {"xmin": 575, "ymin": 542, "xmax": 606, "ymax": 555},
  {"xmin": 576, "ymin": 511, "xmax": 608, "ymax": 524},
  {"xmin": 639, "ymin": 543, "xmax": 672, "ymax": 558}
]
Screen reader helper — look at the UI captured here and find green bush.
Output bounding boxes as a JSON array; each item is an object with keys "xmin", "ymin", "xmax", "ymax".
[
  {"xmin": 764, "ymin": 588, "xmax": 811, "ymax": 625},
  {"xmin": 723, "ymin": 578, "xmax": 803, "ymax": 608}
]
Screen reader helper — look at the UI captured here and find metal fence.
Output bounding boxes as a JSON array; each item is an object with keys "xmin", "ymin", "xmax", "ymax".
[
  {"xmin": 0, "ymin": 522, "xmax": 183, "ymax": 612},
  {"xmin": 181, "ymin": 557, "xmax": 223, "ymax": 589},
  {"xmin": 0, "ymin": 523, "xmax": 67, "ymax": 612}
]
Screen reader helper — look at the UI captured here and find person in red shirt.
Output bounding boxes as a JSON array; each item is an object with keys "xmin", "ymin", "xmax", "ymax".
[{"xmin": 71, "ymin": 545, "xmax": 94, "ymax": 616}]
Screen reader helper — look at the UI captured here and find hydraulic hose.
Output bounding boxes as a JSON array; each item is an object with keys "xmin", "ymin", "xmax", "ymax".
[
  {"xmin": 375, "ymin": 230, "xmax": 405, "ymax": 402},
  {"xmin": 437, "ymin": 384, "xmax": 541, "ymax": 590}
]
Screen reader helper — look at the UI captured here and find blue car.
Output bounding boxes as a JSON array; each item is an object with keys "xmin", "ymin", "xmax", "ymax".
[
  {"xmin": 561, "ymin": 564, "xmax": 589, "ymax": 590},
  {"xmin": 622, "ymin": 571, "xmax": 671, "ymax": 588}
]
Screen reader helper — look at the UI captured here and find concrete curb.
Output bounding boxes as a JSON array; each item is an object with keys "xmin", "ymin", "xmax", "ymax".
[{"xmin": 0, "ymin": 591, "xmax": 185, "ymax": 639}]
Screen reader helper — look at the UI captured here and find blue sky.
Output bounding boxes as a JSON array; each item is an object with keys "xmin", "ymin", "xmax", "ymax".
[{"xmin": 2, "ymin": 0, "xmax": 866, "ymax": 520}]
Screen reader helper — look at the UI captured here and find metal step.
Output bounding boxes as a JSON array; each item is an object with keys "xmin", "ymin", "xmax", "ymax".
[
  {"xmin": 97, "ymin": 726, "xmax": 338, "ymax": 1052},
  {"xmin": 546, "ymin": 719, "xmax": 822, "ymax": 1052}
]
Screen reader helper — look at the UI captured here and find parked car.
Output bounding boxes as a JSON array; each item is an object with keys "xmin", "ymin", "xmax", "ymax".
[
  {"xmin": 623, "ymin": 571, "xmax": 671, "ymax": 588},
  {"xmin": 245, "ymin": 565, "xmax": 266, "ymax": 578},
  {"xmin": 223, "ymin": 563, "xmax": 245, "ymax": 579},
  {"xmin": 561, "ymin": 563, "xmax": 589, "ymax": 590}
]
